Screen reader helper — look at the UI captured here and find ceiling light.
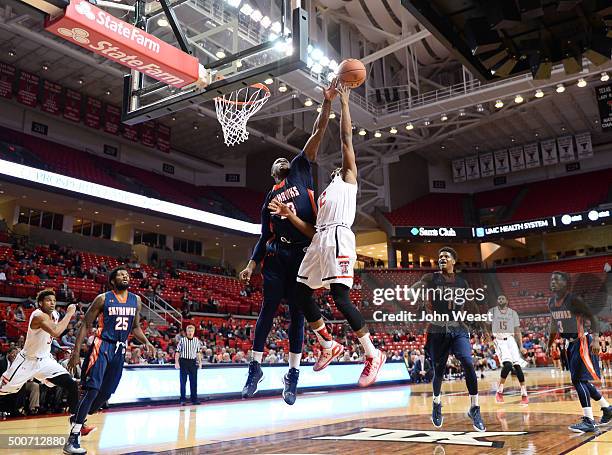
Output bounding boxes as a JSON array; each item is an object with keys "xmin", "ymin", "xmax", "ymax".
[
  {"xmin": 156, "ymin": 224, "xmax": 160, "ymax": 227},
  {"xmin": 423, "ymin": 118, "xmax": 431, "ymax": 126},
  {"xmin": 215, "ymin": 49, "xmax": 226, "ymax": 59},
  {"xmin": 329, "ymin": 112, "xmax": 336, "ymax": 119},
  {"xmin": 157, "ymin": 18, "xmax": 169, "ymax": 27},
  {"xmin": 476, "ymin": 104, "xmax": 484, "ymax": 112},
  {"xmin": 240, "ymin": 4, "xmax": 253, "ymax": 15},
  {"xmin": 511, "ymin": 137, "xmax": 515, "ymax": 142},
  {"xmin": 328, "ymin": 60, "xmax": 339, "ymax": 71},
  {"xmin": 105, "ymin": 89, "xmax": 112, "ymax": 96},
  {"xmin": 311, "ymin": 48, "xmax": 324, "ymax": 61},
  {"xmin": 226, "ymin": 0, "xmax": 241, "ymax": 7},
  {"xmin": 459, "ymin": 109, "xmax": 466, "ymax": 116},
  {"xmin": 358, "ymin": 128, "xmax": 367, "ymax": 136},
  {"xmin": 311, "ymin": 63, "xmax": 323, "ymax": 74},
  {"xmin": 576, "ymin": 78, "xmax": 587, "ymax": 88},
  {"xmin": 495, "ymin": 99, "xmax": 504, "ymax": 108},
  {"xmin": 555, "ymin": 83, "xmax": 565, "ymax": 93},
  {"xmin": 535, "ymin": 89, "xmax": 544, "ymax": 98},
  {"xmin": 260, "ymin": 16, "xmax": 272, "ymax": 28},
  {"xmin": 405, "ymin": 122, "xmax": 414, "ymax": 130},
  {"xmin": 251, "ymin": 10, "xmax": 263, "ymax": 22},
  {"xmin": 278, "ymin": 83, "xmax": 288, "ymax": 93},
  {"xmin": 514, "ymin": 94, "xmax": 523, "ymax": 103},
  {"xmin": 304, "ymin": 98, "xmax": 313, "ymax": 107},
  {"xmin": 440, "ymin": 144, "xmax": 446, "ymax": 150},
  {"xmin": 193, "ymin": 123, "xmax": 199, "ymax": 130},
  {"xmin": 374, "ymin": 130, "xmax": 382, "ymax": 138},
  {"xmin": 42, "ymin": 63, "xmax": 49, "ymax": 71},
  {"xmin": 271, "ymin": 22, "xmax": 282, "ymax": 34},
  {"xmin": 77, "ymin": 78, "xmax": 84, "ymax": 85},
  {"xmin": 171, "ymin": 116, "xmax": 176, "ymax": 121},
  {"xmin": 440, "ymin": 113, "xmax": 448, "ymax": 121},
  {"xmin": 320, "ymin": 56, "xmax": 330, "ymax": 67},
  {"xmin": 601, "ymin": 72, "xmax": 610, "ymax": 82},
  {"xmin": 140, "ymin": 221, "xmax": 145, "ymax": 224},
  {"xmin": 181, "ymin": 229, "xmax": 185, "ymax": 233},
  {"xmin": 94, "ymin": 211, "xmax": 99, "ymax": 214},
  {"xmin": 8, "ymin": 49, "xmax": 16, "ymax": 57},
  {"xmin": 389, "ymin": 126, "xmax": 397, "ymax": 134},
  {"xmin": 264, "ymin": 77, "xmax": 273, "ymax": 84},
  {"xmin": 316, "ymin": 106, "xmax": 322, "ymax": 113}
]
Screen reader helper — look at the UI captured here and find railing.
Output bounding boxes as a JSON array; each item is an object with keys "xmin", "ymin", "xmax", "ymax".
[{"xmin": 139, "ymin": 293, "xmax": 182, "ymax": 327}]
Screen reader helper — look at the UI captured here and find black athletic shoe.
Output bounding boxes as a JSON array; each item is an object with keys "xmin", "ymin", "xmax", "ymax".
[
  {"xmin": 467, "ymin": 405, "xmax": 486, "ymax": 432},
  {"xmin": 431, "ymin": 402, "xmax": 443, "ymax": 428},
  {"xmin": 600, "ymin": 406, "xmax": 612, "ymax": 425},
  {"xmin": 62, "ymin": 433, "xmax": 87, "ymax": 454},
  {"xmin": 282, "ymin": 368, "xmax": 300, "ymax": 405},
  {"xmin": 242, "ymin": 361, "xmax": 264, "ymax": 399},
  {"xmin": 569, "ymin": 416, "xmax": 597, "ymax": 433}
]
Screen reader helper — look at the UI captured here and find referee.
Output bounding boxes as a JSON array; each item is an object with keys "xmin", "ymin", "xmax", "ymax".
[{"xmin": 175, "ymin": 325, "xmax": 202, "ymax": 405}]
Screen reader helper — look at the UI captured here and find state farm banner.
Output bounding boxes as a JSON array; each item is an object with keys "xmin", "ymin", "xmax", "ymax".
[
  {"xmin": 103, "ymin": 104, "xmax": 120, "ymax": 135},
  {"xmin": 0, "ymin": 62, "xmax": 15, "ymax": 99},
  {"xmin": 479, "ymin": 152, "xmax": 494, "ymax": 177},
  {"xmin": 465, "ymin": 155, "xmax": 480, "ymax": 180},
  {"xmin": 63, "ymin": 89, "xmax": 82, "ymax": 122},
  {"xmin": 16, "ymin": 71, "xmax": 39, "ymax": 107},
  {"xmin": 540, "ymin": 138, "xmax": 558, "ymax": 166},
  {"xmin": 45, "ymin": 0, "xmax": 200, "ymax": 88},
  {"xmin": 156, "ymin": 123, "xmax": 171, "ymax": 153},
  {"xmin": 85, "ymin": 96, "xmax": 102, "ymax": 129},
  {"xmin": 40, "ymin": 80, "xmax": 62, "ymax": 115},
  {"xmin": 494, "ymin": 149, "xmax": 509, "ymax": 174},
  {"xmin": 574, "ymin": 132, "xmax": 593, "ymax": 159},
  {"xmin": 122, "ymin": 123, "xmax": 139, "ymax": 142},
  {"xmin": 523, "ymin": 142, "xmax": 541, "ymax": 169},
  {"xmin": 557, "ymin": 135, "xmax": 575, "ymax": 162},
  {"xmin": 141, "ymin": 121, "xmax": 156, "ymax": 148},
  {"xmin": 509, "ymin": 146, "xmax": 525, "ymax": 171}
]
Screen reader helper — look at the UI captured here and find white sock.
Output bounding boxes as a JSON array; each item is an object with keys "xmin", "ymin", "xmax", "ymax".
[
  {"xmin": 71, "ymin": 423, "xmax": 82, "ymax": 435},
  {"xmin": 521, "ymin": 385, "xmax": 527, "ymax": 396},
  {"xmin": 596, "ymin": 397, "xmax": 610, "ymax": 409},
  {"xmin": 358, "ymin": 333, "xmax": 377, "ymax": 358},
  {"xmin": 433, "ymin": 395, "xmax": 441, "ymax": 405},
  {"xmin": 289, "ymin": 352, "xmax": 301, "ymax": 370},
  {"xmin": 252, "ymin": 351, "xmax": 263, "ymax": 363},
  {"xmin": 497, "ymin": 383, "xmax": 504, "ymax": 393},
  {"xmin": 583, "ymin": 407, "xmax": 594, "ymax": 420},
  {"xmin": 470, "ymin": 394, "xmax": 479, "ymax": 407},
  {"xmin": 313, "ymin": 325, "xmax": 334, "ymax": 349}
]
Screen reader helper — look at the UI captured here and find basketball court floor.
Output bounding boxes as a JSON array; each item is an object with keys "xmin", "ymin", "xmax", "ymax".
[{"xmin": 1, "ymin": 368, "xmax": 610, "ymax": 454}]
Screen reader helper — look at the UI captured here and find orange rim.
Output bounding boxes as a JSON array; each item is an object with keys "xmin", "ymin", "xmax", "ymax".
[{"xmin": 215, "ymin": 83, "xmax": 271, "ymax": 106}]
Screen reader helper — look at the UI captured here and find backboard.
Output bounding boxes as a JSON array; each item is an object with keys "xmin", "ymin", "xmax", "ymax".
[{"xmin": 121, "ymin": 0, "xmax": 308, "ymax": 125}]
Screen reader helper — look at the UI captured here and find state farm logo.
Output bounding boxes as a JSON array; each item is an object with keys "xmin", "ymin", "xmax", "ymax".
[
  {"xmin": 75, "ymin": 1, "xmax": 95, "ymax": 20},
  {"xmin": 57, "ymin": 27, "xmax": 90, "ymax": 44}
]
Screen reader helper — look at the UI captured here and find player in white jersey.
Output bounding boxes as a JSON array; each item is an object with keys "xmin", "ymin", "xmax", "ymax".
[
  {"xmin": 0, "ymin": 289, "xmax": 82, "ymax": 416},
  {"xmin": 490, "ymin": 295, "xmax": 529, "ymax": 404},
  {"xmin": 283, "ymin": 83, "xmax": 386, "ymax": 387}
]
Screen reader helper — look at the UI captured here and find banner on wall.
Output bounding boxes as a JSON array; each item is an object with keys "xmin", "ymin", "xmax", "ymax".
[
  {"xmin": 84, "ymin": 97, "xmax": 102, "ymax": 129},
  {"xmin": 103, "ymin": 104, "xmax": 120, "ymax": 135},
  {"xmin": 16, "ymin": 71, "xmax": 39, "ymax": 107},
  {"xmin": 452, "ymin": 158, "xmax": 466, "ymax": 182},
  {"xmin": 40, "ymin": 80, "xmax": 62, "ymax": 115},
  {"xmin": 557, "ymin": 135, "xmax": 575, "ymax": 162},
  {"xmin": 156, "ymin": 123, "xmax": 171, "ymax": 153},
  {"xmin": 63, "ymin": 89, "xmax": 82, "ymax": 122},
  {"xmin": 479, "ymin": 152, "xmax": 494, "ymax": 177},
  {"xmin": 465, "ymin": 155, "xmax": 480, "ymax": 180},
  {"xmin": 540, "ymin": 138, "xmax": 558, "ymax": 166},
  {"xmin": 122, "ymin": 123, "xmax": 139, "ymax": 142},
  {"xmin": 595, "ymin": 83, "xmax": 612, "ymax": 131},
  {"xmin": 0, "ymin": 62, "xmax": 15, "ymax": 99},
  {"xmin": 523, "ymin": 143, "xmax": 540, "ymax": 169},
  {"xmin": 141, "ymin": 121, "xmax": 156, "ymax": 148},
  {"xmin": 574, "ymin": 132, "xmax": 593, "ymax": 159},
  {"xmin": 509, "ymin": 146, "xmax": 525, "ymax": 171},
  {"xmin": 494, "ymin": 149, "xmax": 509, "ymax": 174}
]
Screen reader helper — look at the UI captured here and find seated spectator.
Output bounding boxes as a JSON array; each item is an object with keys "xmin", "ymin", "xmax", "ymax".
[
  {"xmin": 61, "ymin": 329, "xmax": 76, "ymax": 348},
  {"xmin": 38, "ymin": 269, "xmax": 49, "ymax": 281},
  {"xmin": 24, "ymin": 269, "xmax": 40, "ymax": 285},
  {"xmin": 14, "ymin": 305, "xmax": 26, "ymax": 322},
  {"xmin": 151, "ymin": 349, "xmax": 167, "ymax": 364},
  {"xmin": 146, "ymin": 322, "xmax": 161, "ymax": 338}
]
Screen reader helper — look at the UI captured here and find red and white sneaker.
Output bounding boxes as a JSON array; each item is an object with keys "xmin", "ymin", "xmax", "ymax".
[
  {"xmin": 81, "ymin": 424, "xmax": 97, "ymax": 437},
  {"xmin": 313, "ymin": 341, "xmax": 344, "ymax": 372},
  {"xmin": 495, "ymin": 392, "xmax": 504, "ymax": 403},
  {"xmin": 520, "ymin": 395, "xmax": 529, "ymax": 405},
  {"xmin": 358, "ymin": 350, "xmax": 387, "ymax": 388}
]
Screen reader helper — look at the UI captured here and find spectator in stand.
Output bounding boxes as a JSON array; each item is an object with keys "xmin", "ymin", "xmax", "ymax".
[
  {"xmin": 0, "ymin": 269, "xmax": 7, "ymax": 282},
  {"xmin": 146, "ymin": 322, "xmax": 162, "ymax": 338},
  {"xmin": 24, "ymin": 269, "xmax": 40, "ymax": 285},
  {"xmin": 376, "ymin": 259, "xmax": 384, "ymax": 268},
  {"xmin": 38, "ymin": 269, "xmax": 49, "ymax": 281},
  {"xmin": 61, "ymin": 329, "xmax": 76, "ymax": 348},
  {"xmin": 151, "ymin": 350, "xmax": 167, "ymax": 365},
  {"xmin": 130, "ymin": 347, "xmax": 146, "ymax": 365},
  {"xmin": 14, "ymin": 305, "xmax": 26, "ymax": 322}
]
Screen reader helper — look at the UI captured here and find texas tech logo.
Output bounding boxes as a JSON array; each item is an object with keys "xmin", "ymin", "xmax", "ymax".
[
  {"xmin": 338, "ymin": 259, "xmax": 350, "ymax": 275},
  {"xmin": 315, "ymin": 428, "xmax": 527, "ymax": 448}
]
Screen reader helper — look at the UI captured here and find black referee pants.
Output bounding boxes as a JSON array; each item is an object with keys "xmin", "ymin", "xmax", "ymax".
[{"xmin": 179, "ymin": 358, "xmax": 198, "ymax": 403}]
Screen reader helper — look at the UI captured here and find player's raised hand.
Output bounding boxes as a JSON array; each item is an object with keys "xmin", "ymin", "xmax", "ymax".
[
  {"xmin": 66, "ymin": 304, "xmax": 77, "ymax": 316},
  {"xmin": 268, "ymin": 199, "xmax": 293, "ymax": 218},
  {"xmin": 323, "ymin": 77, "xmax": 338, "ymax": 101},
  {"xmin": 336, "ymin": 83, "xmax": 351, "ymax": 104}
]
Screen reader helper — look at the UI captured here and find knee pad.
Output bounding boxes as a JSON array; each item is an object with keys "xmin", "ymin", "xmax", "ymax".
[{"xmin": 501, "ymin": 361, "xmax": 513, "ymax": 379}]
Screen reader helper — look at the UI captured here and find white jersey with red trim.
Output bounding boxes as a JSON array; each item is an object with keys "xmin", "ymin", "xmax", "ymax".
[
  {"xmin": 23, "ymin": 309, "xmax": 58, "ymax": 358},
  {"xmin": 316, "ymin": 175, "xmax": 357, "ymax": 228}
]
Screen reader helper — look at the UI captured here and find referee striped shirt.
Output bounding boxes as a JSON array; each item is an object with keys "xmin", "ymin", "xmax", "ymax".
[{"xmin": 177, "ymin": 336, "xmax": 202, "ymax": 360}]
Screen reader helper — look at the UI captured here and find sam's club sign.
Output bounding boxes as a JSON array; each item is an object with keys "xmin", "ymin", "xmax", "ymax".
[{"xmin": 410, "ymin": 227, "xmax": 457, "ymax": 237}]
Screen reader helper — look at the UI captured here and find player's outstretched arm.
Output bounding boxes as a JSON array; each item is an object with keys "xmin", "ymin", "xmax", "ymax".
[
  {"xmin": 268, "ymin": 199, "xmax": 315, "ymax": 239},
  {"xmin": 132, "ymin": 296, "xmax": 155, "ymax": 357},
  {"xmin": 241, "ymin": 194, "xmax": 273, "ymax": 284},
  {"xmin": 338, "ymin": 84, "xmax": 357, "ymax": 184},
  {"xmin": 302, "ymin": 79, "xmax": 337, "ymax": 162},
  {"xmin": 67, "ymin": 294, "xmax": 105, "ymax": 374},
  {"xmin": 32, "ymin": 304, "xmax": 77, "ymax": 338}
]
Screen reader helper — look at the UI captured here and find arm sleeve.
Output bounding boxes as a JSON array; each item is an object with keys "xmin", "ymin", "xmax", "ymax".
[
  {"xmin": 289, "ymin": 152, "xmax": 314, "ymax": 189},
  {"xmin": 250, "ymin": 193, "xmax": 273, "ymax": 264}
]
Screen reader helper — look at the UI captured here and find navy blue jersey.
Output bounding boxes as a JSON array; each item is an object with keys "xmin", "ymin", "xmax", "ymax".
[
  {"xmin": 427, "ymin": 272, "xmax": 469, "ymax": 316},
  {"xmin": 97, "ymin": 291, "xmax": 138, "ymax": 343},
  {"xmin": 251, "ymin": 152, "xmax": 317, "ymax": 263},
  {"xmin": 549, "ymin": 292, "xmax": 585, "ymax": 339}
]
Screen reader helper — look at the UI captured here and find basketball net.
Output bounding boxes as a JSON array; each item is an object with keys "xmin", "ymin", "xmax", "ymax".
[{"xmin": 214, "ymin": 84, "xmax": 271, "ymax": 147}]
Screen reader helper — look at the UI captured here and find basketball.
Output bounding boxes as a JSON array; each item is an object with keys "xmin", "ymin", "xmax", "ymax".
[{"xmin": 337, "ymin": 59, "xmax": 367, "ymax": 88}]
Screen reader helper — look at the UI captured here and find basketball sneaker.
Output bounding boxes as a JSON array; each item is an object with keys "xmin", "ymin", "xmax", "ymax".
[
  {"xmin": 358, "ymin": 350, "xmax": 386, "ymax": 387},
  {"xmin": 313, "ymin": 341, "xmax": 344, "ymax": 372},
  {"xmin": 495, "ymin": 392, "xmax": 504, "ymax": 403},
  {"xmin": 520, "ymin": 395, "xmax": 529, "ymax": 405},
  {"xmin": 80, "ymin": 423, "xmax": 97, "ymax": 437},
  {"xmin": 569, "ymin": 416, "xmax": 596, "ymax": 433},
  {"xmin": 282, "ymin": 367, "xmax": 300, "ymax": 405},
  {"xmin": 431, "ymin": 402, "xmax": 443, "ymax": 428},
  {"xmin": 241, "ymin": 361, "xmax": 264, "ymax": 399},
  {"xmin": 62, "ymin": 433, "xmax": 86, "ymax": 454},
  {"xmin": 599, "ymin": 406, "xmax": 612, "ymax": 425},
  {"xmin": 467, "ymin": 405, "xmax": 486, "ymax": 432}
]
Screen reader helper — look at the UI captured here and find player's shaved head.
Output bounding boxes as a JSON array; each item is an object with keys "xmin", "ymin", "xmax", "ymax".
[{"xmin": 271, "ymin": 157, "xmax": 290, "ymax": 182}]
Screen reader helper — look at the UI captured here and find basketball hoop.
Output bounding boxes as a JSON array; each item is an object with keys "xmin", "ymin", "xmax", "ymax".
[{"xmin": 214, "ymin": 83, "xmax": 271, "ymax": 147}]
